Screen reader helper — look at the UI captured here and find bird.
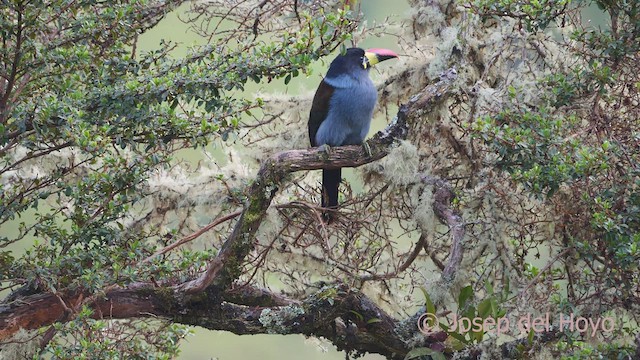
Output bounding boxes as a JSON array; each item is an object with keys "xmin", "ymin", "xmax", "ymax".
[{"xmin": 308, "ymin": 47, "xmax": 398, "ymax": 221}]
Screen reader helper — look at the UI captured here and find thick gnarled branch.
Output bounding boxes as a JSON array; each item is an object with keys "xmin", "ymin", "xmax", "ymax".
[{"xmin": 1, "ymin": 283, "xmax": 423, "ymax": 359}]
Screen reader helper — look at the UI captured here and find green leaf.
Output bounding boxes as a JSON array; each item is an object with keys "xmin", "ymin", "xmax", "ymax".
[
  {"xmin": 502, "ymin": 277, "xmax": 510, "ymax": 301},
  {"xmin": 404, "ymin": 348, "xmax": 435, "ymax": 360},
  {"xmin": 472, "ymin": 327, "xmax": 484, "ymax": 342},
  {"xmin": 443, "ymin": 324, "xmax": 469, "ymax": 344},
  {"xmin": 527, "ymin": 328, "xmax": 535, "ymax": 345},
  {"xmin": 349, "ymin": 310, "xmax": 364, "ymax": 322},
  {"xmin": 484, "ymin": 280, "xmax": 494, "ymax": 295},
  {"xmin": 458, "ymin": 285, "xmax": 473, "ymax": 309},
  {"xmin": 420, "ymin": 287, "xmax": 436, "ymax": 316},
  {"xmin": 477, "ymin": 299, "xmax": 492, "ymax": 318}
]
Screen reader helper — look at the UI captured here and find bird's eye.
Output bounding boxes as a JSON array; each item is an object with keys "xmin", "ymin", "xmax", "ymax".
[{"xmin": 361, "ymin": 56, "xmax": 369, "ymax": 69}]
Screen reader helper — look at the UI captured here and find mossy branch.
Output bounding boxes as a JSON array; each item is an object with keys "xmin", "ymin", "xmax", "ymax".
[
  {"xmin": 178, "ymin": 68, "xmax": 459, "ymax": 293},
  {"xmin": 0, "ymin": 283, "xmax": 434, "ymax": 359}
]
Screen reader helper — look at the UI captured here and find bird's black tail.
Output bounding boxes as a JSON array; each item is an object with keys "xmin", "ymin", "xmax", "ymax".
[{"xmin": 321, "ymin": 168, "xmax": 341, "ymax": 221}]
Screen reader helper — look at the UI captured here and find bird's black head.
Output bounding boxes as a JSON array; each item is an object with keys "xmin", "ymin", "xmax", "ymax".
[
  {"xmin": 325, "ymin": 47, "xmax": 398, "ymax": 79},
  {"xmin": 326, "ymin": 48, "xmax": 367, "ymax": 78}
]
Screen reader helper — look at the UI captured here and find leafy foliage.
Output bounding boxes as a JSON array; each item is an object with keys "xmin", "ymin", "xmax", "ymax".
[
  {"xmin": 1, "ymin": 0, "xmax": 355, "ymax": 357},
  {"xmin": 465, "ymin": 0, "xmax": 572, "ymax": 31},
  {"xmin": 1, "ymin": 0, "xmax": 639, "ymax": 358},
  {"xmin": 45, "ymin": 306, "xmax": 191, "ymax": 360},
  {"xmin": 463, "ymin": 0, "xmax": 639, "ymax": 356}
]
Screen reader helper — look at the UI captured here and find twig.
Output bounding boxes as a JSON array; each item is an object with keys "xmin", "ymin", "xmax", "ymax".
[
  {"xmin": 421, "ymin": 175, "xmax": 466, "ymax": 282},
  {"xmin": 140, "ymin": 210, "xmax": 242, "ymax": 264}
]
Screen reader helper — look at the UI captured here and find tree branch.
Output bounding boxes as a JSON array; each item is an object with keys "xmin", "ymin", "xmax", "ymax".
[
  {"xmin": 179, "ymin": 68, "xmax": 458, "ymax": 293},
  {"xmin": 422, "ymin": 175, "xmax": 466, "ymax": 282},
  {"xmin": 0, "ymin": 283, "xmax": 441, "ymax": 359}
]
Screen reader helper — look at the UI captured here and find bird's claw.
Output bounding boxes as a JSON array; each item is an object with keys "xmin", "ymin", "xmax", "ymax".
[
  {"xmin": 362, "ymin": 140, "xmax": 372, "ymax": 158},
  {"xmin": 318, "ymin": 144, "xmax": 332, "ymax": 159}
]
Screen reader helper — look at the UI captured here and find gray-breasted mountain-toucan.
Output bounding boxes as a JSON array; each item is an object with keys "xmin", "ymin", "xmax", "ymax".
[{"xmin": 308, "ymin": 47, "xmax": 398, "ymax": 220}]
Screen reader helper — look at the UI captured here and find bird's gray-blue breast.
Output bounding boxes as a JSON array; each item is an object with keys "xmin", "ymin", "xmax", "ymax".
[{"xmin": 314, "ymin": 73, "xmax": 378, "ymax": 147}]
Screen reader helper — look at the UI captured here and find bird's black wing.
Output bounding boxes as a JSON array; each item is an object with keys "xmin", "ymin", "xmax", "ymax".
[{"xmin": 308, "ymin": 79, "xmax": 334, "ymax": 147}]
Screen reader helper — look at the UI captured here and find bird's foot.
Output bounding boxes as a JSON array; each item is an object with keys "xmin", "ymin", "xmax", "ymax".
[
  {"xmin": 322, "ymin": 208, "xmax": 337, "ymax": 225},
  {"xmin": 318, "ymin": 144, "xmax": 332, "ymax": 159},
  {"xmin": 362, "ymin": 140, "xmax": 372, "ymax": 158}
]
